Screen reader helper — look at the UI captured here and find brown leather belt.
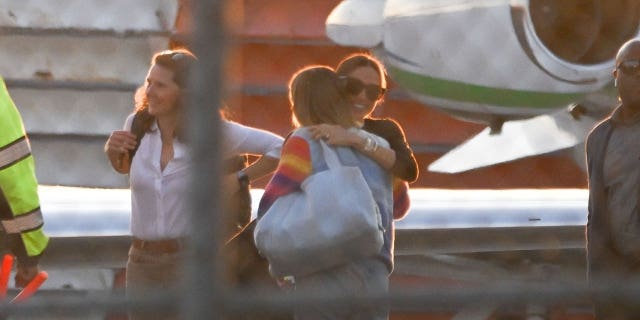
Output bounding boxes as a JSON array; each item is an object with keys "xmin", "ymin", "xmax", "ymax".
[{"xmin": 132, "ymin": 237, "xmax": 186, "ymax": 254}]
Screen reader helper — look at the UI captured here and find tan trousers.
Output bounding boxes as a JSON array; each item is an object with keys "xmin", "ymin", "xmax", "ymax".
[{"xmin": 125, "ymin": 246, "xmax": 184, "ymax": 320}]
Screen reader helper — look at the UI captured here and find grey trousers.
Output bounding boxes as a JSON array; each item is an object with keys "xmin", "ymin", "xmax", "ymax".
[{"xmin": 292, "ymin": 258, "xmax": 389, "ymax": 320}]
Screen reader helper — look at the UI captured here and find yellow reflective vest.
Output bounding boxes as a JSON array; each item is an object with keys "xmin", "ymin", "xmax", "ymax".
[{"xmin": 0, "ymin": 76, "xmax": 48, "ymax": 265}]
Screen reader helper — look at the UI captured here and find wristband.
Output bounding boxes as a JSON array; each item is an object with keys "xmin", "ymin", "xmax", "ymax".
[{"xmin": 363, "ymin": 137, "xmax": 378, "ymax": 152}]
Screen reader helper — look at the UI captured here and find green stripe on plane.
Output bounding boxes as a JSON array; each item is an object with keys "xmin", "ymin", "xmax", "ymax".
[{"xmin": 388, "ymin": 65, "xmax": 584, "ymax": 109}]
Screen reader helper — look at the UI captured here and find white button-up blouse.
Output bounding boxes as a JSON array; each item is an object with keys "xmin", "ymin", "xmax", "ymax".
[{"xmin": 123, "ymin": 114, "xmax": 283, "ymax": 240}]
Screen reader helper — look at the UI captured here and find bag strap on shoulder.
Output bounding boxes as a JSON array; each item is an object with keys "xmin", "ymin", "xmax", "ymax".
[
  {"xmin": 128, "ymin": 110, "xmax": 151, "ymax": 159},
  {"xmin": 318, "ymin": 140, "xmax": 342, "ymax": 169}
]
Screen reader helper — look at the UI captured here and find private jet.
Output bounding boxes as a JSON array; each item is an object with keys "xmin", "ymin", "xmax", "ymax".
[{"xmin": 326, "ymin": 0, "xmax": 640, "ymax": 172}]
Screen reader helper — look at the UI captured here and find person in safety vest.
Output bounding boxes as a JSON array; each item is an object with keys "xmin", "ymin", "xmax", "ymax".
[{"xmin": 0, "ymin": 76, "xmax": 48, "ymax": 288}]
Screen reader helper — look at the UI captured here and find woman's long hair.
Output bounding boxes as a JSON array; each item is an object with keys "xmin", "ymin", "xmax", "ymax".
[
  {"xmin": 288, "ymin": 66, "xmax": 355, "ymax": 128},
  {"xmin": 133, "ymin": 48, "xmax": 197, "ymax": 142}
]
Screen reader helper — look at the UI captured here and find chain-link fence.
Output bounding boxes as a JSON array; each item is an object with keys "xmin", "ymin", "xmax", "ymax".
[{"xmin": 3, "ymin": 0, "xmax": 640, "ymax": 319}]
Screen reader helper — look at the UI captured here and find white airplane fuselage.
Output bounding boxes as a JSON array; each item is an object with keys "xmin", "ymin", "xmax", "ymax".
[
  {"xmin": 327, "ymin": 0, "xmax": 639, "ymax": 123},
  {"xmin": 327, "ymin": 0, "xmax": 640, "ymax": 172}
]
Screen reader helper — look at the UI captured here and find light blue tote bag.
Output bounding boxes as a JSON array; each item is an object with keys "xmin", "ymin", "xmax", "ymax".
[{"xmin": 254, "ymin": 140, "xmax": 384, "ymax": 277}]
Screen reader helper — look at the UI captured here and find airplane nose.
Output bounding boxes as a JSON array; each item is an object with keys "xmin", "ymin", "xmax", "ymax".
[{"xmin": 326, "ymin": 0, "xmax": 385, "ymax": 48}]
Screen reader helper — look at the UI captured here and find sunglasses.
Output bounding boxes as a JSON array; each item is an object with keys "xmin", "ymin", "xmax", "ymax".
[
  {"xmin": 340, "ymin": 76, "xmax": 386, "ymax": 101},
  {"xmin": 617, "ymin": 59, "xmax": 640, "ymax": 76}
]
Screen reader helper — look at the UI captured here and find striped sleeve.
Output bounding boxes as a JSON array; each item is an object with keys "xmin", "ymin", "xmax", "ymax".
[
  {"xmin": 393, "ymin": 178, "xmax": 411, "ymax": 220},
  {"xmin": 257, "ymin": 136, "xmax": 311, "ymax": 217}
]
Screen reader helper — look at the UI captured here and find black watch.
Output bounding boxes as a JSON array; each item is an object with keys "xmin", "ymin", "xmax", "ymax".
[{"xmin": 236, "ymin": 170, "xmax": 249, "ymax": 188}]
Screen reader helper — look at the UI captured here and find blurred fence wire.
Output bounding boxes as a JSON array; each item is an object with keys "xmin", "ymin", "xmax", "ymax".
[{"xmin": 4, "ymin": 0, "xmax": 640, "ymax": 319}]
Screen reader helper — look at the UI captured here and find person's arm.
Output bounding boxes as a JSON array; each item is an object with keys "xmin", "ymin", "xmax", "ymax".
[
  {"xmin": 0, "ymin": 179, "xmax": 46, "ymax": 288},
  {"xmin": 0, "ymin": 80, "xmax": 48, "ymax": 287},
  {"xmin": 361, "ymin": 119, "xmax": 416, "ymax": 219},
  {"xmin": 392, "ymin": 178, "xmax": 411, "ymax": 220},
  {"xmin": 369, "ymin": 119, "xmax": 418, "ymax": 182},
  {"xmin": 224, "ymin": 120, "xmax": 284, "ymax": 159},
  {"xmin": 242, "ymin": 155, "xmax": 280, "ymax": 182},
  {"xmin": 225, "ymin": 155, "xmax": 280, "ymax": 194},
  {"xmin": 307, "ymin": 124, "xmax": 396, "ymax": 170},
  {"xmin": 223, "ymin": 120, "xmax": 285, "ymax": 192},
  {"xmin": 256, "ymin": 136, "xmax": 311, "ymax": 218}
]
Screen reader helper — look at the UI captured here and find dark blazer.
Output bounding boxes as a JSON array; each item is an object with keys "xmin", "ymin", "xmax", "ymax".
[{"xmin": 585, "ymin": 108, "xmax": 640, "ymax": 284}]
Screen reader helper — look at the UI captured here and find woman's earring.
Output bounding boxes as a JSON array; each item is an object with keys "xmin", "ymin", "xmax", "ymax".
[{"xmin": 614, "ymin": 78, "xmax": 618, "ymax": 87}]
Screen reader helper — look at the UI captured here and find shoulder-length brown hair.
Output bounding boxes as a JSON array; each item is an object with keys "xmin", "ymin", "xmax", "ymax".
[
  {"xmin": 288, "ymin": 66, "xmax": 355, "ymax": 128},
  {"xmin": 133, "ymin": 48, "xmax": 197, "ymax": 141}
]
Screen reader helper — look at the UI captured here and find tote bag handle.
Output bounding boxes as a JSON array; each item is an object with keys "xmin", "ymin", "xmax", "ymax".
[{"xmin": 319, "ymin": 140, "xmax": 344, "ymax": 169}]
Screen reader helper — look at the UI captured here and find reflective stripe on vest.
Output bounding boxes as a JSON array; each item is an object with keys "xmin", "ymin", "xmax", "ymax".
[
  {"xmin": 1, "ymin": 207, "xmax": 43, "ymax": 233},
  {"xmin": 0, "ymin": 76, "xmax": 48, "ymax": 257},
  {"xmin": 0, "ymin": 137, "xmax": 31, "ymax": 170}
]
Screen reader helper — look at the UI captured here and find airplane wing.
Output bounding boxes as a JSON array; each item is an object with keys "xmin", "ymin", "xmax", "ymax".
[{"xmin": 428, "ymin": 107, "xmax": 600, "ymax": 173}]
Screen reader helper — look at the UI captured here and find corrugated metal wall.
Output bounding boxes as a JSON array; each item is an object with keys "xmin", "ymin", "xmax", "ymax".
[{"xmin": 1, "ymin": 0, "xmax": 177, "ymax": 188}]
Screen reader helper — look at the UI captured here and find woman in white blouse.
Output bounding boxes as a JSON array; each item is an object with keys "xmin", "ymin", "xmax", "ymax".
[{"xmin": 104, "ymin": 48, "xmax": 283, "ymax": 320}]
